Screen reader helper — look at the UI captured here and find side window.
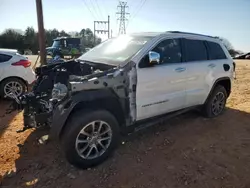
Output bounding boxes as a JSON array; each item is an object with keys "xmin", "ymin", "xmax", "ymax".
[
  {"xmin": 153, "ymin": 39, "xmax": 182, "ymax": 64},
  {"xmin": 0, "ymin": 54, "xmax": 12, "ymax": 63},
  {"xmin": 206, "ymin": 41, "xmax": 227, "ymax": 60},
  {"xmin": 139, "ymin": 38, "xmax": 182, "ymax": 68},
  {"xmin": 184, "ymin": 39, "xmax": 208, "ymax": 62}
]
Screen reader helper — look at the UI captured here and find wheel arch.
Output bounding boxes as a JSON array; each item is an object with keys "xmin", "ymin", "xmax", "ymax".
[
  {"xmin": 0, "ymin": 76, "xmax": 28, "ymax": 87},
  {"xmin": 205, "ymin": 77, "xmax": 231, "ymax": 104},
  {"xmin": 70, "ymin": 97, "xmax": 126, "ymax": 125},
  {"xmin": 55, "ymin": 90, "xmax": 128, "ymax": 140}
]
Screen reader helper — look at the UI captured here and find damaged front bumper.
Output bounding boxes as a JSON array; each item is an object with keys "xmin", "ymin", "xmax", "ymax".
[
  {"xmin": 18, "ymin": 92, "xmax": 53, "ymax": 130},
  {"xmin": 19, "ymin": 91, "xmax": 80, "ymax": 139},
  {"xmin": 19, "ymin": 92, "xmax": 74, "ymax": 138}
]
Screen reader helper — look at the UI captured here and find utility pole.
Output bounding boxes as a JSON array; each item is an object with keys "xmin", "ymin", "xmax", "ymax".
[
  {"xmin": 93, "ymin": 15, "xmax": 110, "ymax": 45},
  {"xmin": 116, "ymin": 1, "xmax": 129, "ymax": 35},
  {"xmin": 35, "ymin": 0, "xmax": 46, "ymax": 65}
]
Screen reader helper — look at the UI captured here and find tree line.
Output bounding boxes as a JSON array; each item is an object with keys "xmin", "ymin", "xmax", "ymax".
[
  {"xmin": 0, "ymin": 27, "xmax": 242, "ymax": 57},
  {"xmin": 0, "ymin": 27, "xmax": 102, "ymax": 54}
]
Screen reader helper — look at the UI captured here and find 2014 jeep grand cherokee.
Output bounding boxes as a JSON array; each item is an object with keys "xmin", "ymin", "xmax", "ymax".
[{"xmin": 17, "ymin": 31, "xmax": 235, "ymax": 169}]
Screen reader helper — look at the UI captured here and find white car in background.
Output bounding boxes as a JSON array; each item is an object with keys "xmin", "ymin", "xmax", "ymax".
[{"xmin": 0, "ymin": 48, "xmax": 36, "ymax": 98}]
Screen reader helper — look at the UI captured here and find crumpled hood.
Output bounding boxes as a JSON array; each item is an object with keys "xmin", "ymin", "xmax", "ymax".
[{"xmin": 33, "ymin": 60, "xmax": 116, "ymax": 95}]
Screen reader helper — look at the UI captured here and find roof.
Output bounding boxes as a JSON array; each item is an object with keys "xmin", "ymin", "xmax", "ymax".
[
  {"xmin": 129, "ymin": 31, "xmax": 215, "ymax": 39},
  {"xmin": 129, "ymin": 32, "xmax": 163, "ymax": 37},
  {"xmin": 166, "ymin": 31, "xmax": 215, "ymax": 38},
  {"xmin": 0, "ymin": 48, "xmax": 18, "ymax": 54}
]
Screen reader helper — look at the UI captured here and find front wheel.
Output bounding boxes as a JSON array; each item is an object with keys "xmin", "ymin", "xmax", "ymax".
[
  {"xmin": 202, "ymin": 85, "xmax": 228, "ymax": 118},
  {"xmin": 61, "ymin": 110, "xmax": 120, "ymax": 169}
]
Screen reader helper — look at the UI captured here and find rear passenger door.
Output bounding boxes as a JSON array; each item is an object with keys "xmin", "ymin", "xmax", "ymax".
[
  {"xmin": 206, "ymin": 41, "xmax": 229, "ymax": 81},
  {"xmin": 182, "ymin": 38, "xmax": 211, "ymax": 107}
]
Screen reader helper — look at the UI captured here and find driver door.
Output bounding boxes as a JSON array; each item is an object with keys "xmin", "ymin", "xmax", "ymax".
[{"xmin": 136, "ymin": 38, "xmax": 187, "ymax": 121}]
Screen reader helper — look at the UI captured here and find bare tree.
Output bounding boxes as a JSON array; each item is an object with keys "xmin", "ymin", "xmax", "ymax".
[
  {"xmin": 214, "ymin": 36, "xmax": 241, "ymax": 57},
  {"xmin": 214, "ymin": 36, "xmax": 233, "ymax": 50}
]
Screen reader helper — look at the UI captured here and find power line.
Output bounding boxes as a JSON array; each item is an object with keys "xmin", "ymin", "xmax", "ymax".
[
  {"xmin": 99, "ymin": 0, "xmax": 109, "ymax": 18},
  {"xmin": 88, "ymin": 0, "xmax": 101, "ymax": 19},
  {"xmin": 94, "ymin": 0, "xmax": 104, "ymax": 19},
  {"xmin": 127, "ymin": 0, "xmax": 147, "ymax": 27},
  {"xmin": 129, "ymin": 0, "xmax": 144, "ymax": 17},
  {"xmin": 116, "ymin": 1, "xmax": 130, "ymax": 35},
  {"xmin": 127, "ymin": 0, "xmax": 147, "ymax": 28},
  {"xmin": 80, "ymin": 0, "xmax": 97, "ymax": 20},
  {"xmin": 126, "ymin": 0, "xmax": 135, "ymax": 13},
  {"xmin": 126, "ymin": 0, "xmax": 142, "ymax": 28}
]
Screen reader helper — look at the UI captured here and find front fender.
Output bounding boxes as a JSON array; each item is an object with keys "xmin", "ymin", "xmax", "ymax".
[
  {"xmin": 49, "ymin": 99, "xmax": 76, "ymax": 140},
  {"xmin": 49, "ymin": 89, "xmax": 122, "ymax": 139},
  {"xmin": 49, "ymin": 61, "xmax": 137, "ymax": 139}
]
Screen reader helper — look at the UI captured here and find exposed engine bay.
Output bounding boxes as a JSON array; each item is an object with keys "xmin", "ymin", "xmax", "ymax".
[{"xmin": 11, "ymin": 59, "xmax": 137, "ymax": 133}]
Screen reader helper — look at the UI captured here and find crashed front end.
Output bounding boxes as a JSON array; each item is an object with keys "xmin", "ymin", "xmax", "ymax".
[{"xmin": 14, "ymin": 59, "xmax": 137, "ymax": 137}]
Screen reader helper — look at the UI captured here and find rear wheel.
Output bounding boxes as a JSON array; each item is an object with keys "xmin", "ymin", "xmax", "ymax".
[
  {"xmin": 61, "ymin": 110, "xmax": 120, "ymax": 169},
  {"xmin": 202, "ymin": 85, "xmax": 227, "ymax": 118},
  {"xmin": 0, "ymin": 78, "xmax": 26, "ymax": 99}
]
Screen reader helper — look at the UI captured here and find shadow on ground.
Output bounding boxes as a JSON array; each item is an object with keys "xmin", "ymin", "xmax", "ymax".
[
  {"xmin": 0, "ymin": 99, "xmax": 19, "ymax": 137},
  {"xmin": 2, "ymin": 107, "xmax": 250, "ymax": 188}
]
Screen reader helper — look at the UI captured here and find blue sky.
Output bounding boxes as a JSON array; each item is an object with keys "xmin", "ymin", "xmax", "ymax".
[{"xmin": 0, "ymin": 0, "xmax": 249, "ymax": 52}]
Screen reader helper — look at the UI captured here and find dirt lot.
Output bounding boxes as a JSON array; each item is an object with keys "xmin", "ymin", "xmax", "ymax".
[{"xmin": 1, "ymin": 60, "xmax": 250, "ymax": 188}]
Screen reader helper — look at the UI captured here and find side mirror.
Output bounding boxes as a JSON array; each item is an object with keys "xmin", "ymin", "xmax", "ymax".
[{"xmin": 149, "ymin": 51, "xmax": 160, "ymax": 65}]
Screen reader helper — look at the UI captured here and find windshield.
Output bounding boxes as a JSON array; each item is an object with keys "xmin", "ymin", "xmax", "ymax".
[
  {"xmin": 52, "ymin": 40, "xmax": 61, "ymax": 48},
  {"xmin": 78, "ymin": 35, "xmax": 153, "ymax": 65}
]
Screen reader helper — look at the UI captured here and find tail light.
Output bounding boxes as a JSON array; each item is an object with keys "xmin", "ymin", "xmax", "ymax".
[{"xmin": 11, "ymin": 59, "xmax": 31, "ymax": 68}]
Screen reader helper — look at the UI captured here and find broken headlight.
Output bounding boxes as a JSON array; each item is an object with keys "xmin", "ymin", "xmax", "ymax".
[{"xmin": 51, "ymin": 83, "xmax": 68, "ymax": 101}]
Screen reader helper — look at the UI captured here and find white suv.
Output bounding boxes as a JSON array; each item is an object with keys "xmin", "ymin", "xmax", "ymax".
[
  {"xmin": 20, "ymin": 31, "xmax": 235, "ymax": 169},
  {"xmin": 0, "ymin": 49, "xmax": 36, "ymax": 98}
]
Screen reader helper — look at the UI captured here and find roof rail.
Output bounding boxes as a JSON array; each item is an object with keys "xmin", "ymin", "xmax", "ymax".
[{"xmin": 167, "ymin": 31, "xmax": 215, "ymax": 38}]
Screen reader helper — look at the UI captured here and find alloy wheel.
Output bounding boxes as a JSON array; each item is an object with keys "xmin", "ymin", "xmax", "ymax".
[
  {"xmin": 75, "ymin": 120, "xmax": 112, "ymax": 160},
  {"xmin": 211, "ymin": 92, "xmax": 225, "ymax": 115},
  {"xmin": 3, "ymin": 81, "xmax": 23, "ymax": 98}
]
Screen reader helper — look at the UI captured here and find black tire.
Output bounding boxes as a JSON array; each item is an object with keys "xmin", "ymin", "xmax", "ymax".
[
  {"xmin": 202, "ymin": 85, "xmax": 228, "ymax": 118},
  {"xmin": 0, "ymin": 78, "xmax": 26, "ymax": 99},
  {"xmin": 61, "ymin": 109, "xmax": 120, "ymax": 169}
]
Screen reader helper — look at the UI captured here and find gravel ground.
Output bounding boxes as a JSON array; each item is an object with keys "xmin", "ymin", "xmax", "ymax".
[{"xmin": 1, "ymin": 60, "xmax": 250, "ymax": 188}]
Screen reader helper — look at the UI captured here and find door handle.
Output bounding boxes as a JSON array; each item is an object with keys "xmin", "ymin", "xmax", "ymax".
[
  {"xmin": 175, "ymin": 67, "xmax": 186, "ymax": 72},
  {"xmin": 208, "ymin": 63, "xmax": 216, "ymax": 68}
]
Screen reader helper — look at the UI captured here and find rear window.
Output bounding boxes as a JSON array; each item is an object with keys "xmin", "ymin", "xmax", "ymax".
[
  {"xmin": 184, "ymin": 39, "xmax": 208, "ymax": 62},
  {"xmin": 206, "ymin": 41, "xmax": 227, "ymax": 60},
  {"xmin": 0, "ymin": 54, "xmax": 12, "ymax": 63}
]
